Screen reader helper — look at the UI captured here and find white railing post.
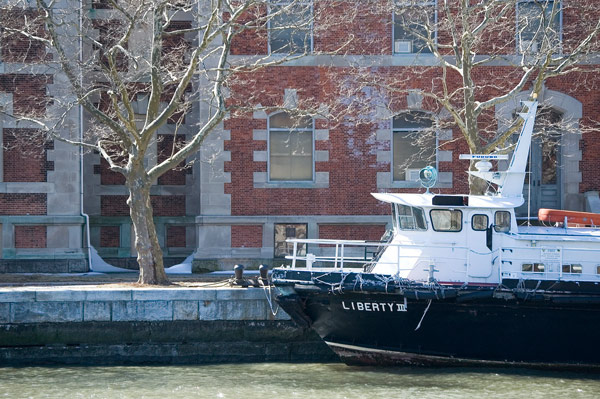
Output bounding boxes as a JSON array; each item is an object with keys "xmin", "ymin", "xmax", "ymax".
[
  {"xmin": 397, "ymin": 245, "xmax": 401, "ymax": 274},
  {"xmin": 334, "ymin": 243, "xmax": 339, "ymax": 268},
  {"xmin": 292, "ymin": 241, "xmax": 298, "ymax": 268},
  {"xmin": 340, "ymin": 243, "xmax": 345, "ymax": 270}
]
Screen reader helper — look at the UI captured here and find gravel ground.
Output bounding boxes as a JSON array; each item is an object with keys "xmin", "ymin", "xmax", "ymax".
[{"xmin": 0, "ymin": 272, "xmax": 240, "ymax": 288}]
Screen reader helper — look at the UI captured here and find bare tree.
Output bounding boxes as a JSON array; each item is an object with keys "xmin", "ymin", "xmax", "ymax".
[
  {"xmin": 0, "ymin": 0, "xmax": 322, "ymax": 284},
  {"xmin": 341, "ymin": 0, "xmax": 600, "ymax": 194}
]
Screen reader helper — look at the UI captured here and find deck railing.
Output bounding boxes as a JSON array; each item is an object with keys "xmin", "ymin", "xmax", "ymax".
[
  {"xmin": 285, "ymin": 238, "xmax": 600, "ymax": 283},
  {"xmin": 284, "ymin": 238, "xmax": 471, "ymax": 278}
]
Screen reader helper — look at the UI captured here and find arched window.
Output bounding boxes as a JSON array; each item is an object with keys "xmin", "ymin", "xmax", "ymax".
[
  {"xmin": 392, "ymin": 111, "xmax": 436, "ymax": 181},
  {"xmin": 269, "ymin": 112, "xmax": 314, "ymax": 181}
]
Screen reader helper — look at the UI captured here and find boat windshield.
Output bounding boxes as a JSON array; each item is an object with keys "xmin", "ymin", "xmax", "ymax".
[{"xmin": 393, "ymin": 204, "xmax": 427, "ymax": 231}]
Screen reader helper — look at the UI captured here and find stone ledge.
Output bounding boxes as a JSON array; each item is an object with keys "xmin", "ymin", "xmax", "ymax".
[{"xmin": 0, "ymin": 287, "xmax": 290, "ymax": 323}]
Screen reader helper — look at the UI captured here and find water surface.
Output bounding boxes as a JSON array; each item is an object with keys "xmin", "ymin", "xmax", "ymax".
[{"xmin": 1, "ymin": 363, "xmax": 599, "ymax": 398}]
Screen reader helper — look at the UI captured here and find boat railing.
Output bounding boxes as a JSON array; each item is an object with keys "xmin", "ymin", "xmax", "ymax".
[{"xmin": 284, "ymin": 238, "xmax": 471, "ymax": 276}]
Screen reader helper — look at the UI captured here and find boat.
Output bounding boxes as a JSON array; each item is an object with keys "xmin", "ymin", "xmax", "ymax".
[{"xmin": 271, "ymin": 97, "xmax": 600, "ymax": 369}]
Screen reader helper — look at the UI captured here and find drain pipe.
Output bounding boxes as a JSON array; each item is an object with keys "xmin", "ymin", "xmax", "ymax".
[{"xmin": 79, "ymin": 1, "xmax": 93, "ymax": 271}]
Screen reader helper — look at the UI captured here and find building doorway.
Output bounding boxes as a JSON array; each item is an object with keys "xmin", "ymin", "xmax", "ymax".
[{"xmin": 518, "ymin": 109, "xmax": 562, "ymax": 218}]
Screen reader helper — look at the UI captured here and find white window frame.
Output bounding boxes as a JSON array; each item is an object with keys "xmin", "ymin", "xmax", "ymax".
[
  {"xmin": 516, "ymin": 0, "xmax": 562, "ymax": 55},
  {"xmin": 392, "ymin": 0, "xmax": 437, "ymax": 55},
  {"xmin": 267, "ymin": 111, "xmax": 315, "ymax": 183},
  {"xmin": 391, "ymin": 112, "xmax": 438, "ymax": 183},
  {"xmin": 267, "ymin": 0, "xmax": 314, "ymax": 55}
]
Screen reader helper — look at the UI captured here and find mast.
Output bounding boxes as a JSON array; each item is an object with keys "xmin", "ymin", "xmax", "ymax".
[{"xmin": 467, "ymin": 99, "xmax": 539, "ymax": 198}]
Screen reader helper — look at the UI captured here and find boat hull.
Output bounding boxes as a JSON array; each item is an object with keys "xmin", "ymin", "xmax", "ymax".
[{"xmin": 273, "ymin": 270, "xmax": 600, "ymax": 368}]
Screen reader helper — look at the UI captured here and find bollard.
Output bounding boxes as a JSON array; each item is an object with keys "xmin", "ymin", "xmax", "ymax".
[
  {"xmin": 234, "ymin": 264, "xmax": 244, "ymax": 285},
  {"xmin": 259, "ymin": 264, "xmax": 269, "ymax": 283}
]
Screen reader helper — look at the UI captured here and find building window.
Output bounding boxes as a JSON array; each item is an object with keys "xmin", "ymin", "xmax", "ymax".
[
  {"xmin": 430, "ymin": 209, "xmax": 462, "ymax": 232},
  {"xmin": 269, "ymin": 0, "xmax": 312, "ymax": 54},
  {"xmin": 275, "ymin": 223, "xmax": 307, "ymax": 258},
  {"xmin": 269, "ymin": 112, "xmax": 314, "ymax": 181},
  {"xmin": 517, "ymin": 0, "xmax": 561, "ymax": 54},
  {"xmin": 392, "ymin": 111, "xmax": 436, "ymax": 181},
  {"xmin": 393, "ymin": 1, "xmax": 435, "ymax": 54}
]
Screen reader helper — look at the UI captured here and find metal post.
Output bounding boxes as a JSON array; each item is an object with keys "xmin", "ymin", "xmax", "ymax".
[
  {"xmin": 334, "ymin": 243, "xmax": 339, "ymax": 268},
  {"xmin": 292, "ymin": 241, "xmax": 298, "ymax": 268}
]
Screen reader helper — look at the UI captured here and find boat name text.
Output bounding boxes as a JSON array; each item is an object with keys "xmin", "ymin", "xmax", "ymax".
[{"xmin": 341, "ymin": 301, "xmax": 407, "ymax": 312}]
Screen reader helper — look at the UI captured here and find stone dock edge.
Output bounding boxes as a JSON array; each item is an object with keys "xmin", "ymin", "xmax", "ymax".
[{"xmin": 0, "ymin": 286, "xmax": 337, "ymax": 366}]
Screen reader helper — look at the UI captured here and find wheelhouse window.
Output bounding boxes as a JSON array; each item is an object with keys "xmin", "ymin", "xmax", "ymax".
[
  {"xmin": 472, "ymin": 214, "xmax": 488, "ymax": 231},
  {"xmin": 393, "ymin": 111, "xmax": 436, "ymax": 182},
  {"xmin": 274, "ymin": 223, "xmax": 307, "ymax": 258},
  {"xmin": 269, "ymin": 0, "xmax": 313, "ymax": 54},
  {"xmin": 393, "ymin": 204, "xmax": 427, "ymax": 231},
  {"xmin": 430, "ymin": 209, "xmax": 462, "ymax": 232},
  {"xmin": 269, "ymin": 112, "xmax": 314, "ymax": 181},
  {"xmin": 393, "ymin": 1, "xmax": 435, "ymax": 54},
  {"xmin": 494, "ymin": 211, "xmax": 511, "ymax": 232},
  {"xmin": 517, "ymin": 0, "xmax": 561, "ymax": 54}
]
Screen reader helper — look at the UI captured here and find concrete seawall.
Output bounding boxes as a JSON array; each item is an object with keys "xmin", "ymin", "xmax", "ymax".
[{"xmin": 0, "ymin": 285, "xmax": 336, "ymax": 365}]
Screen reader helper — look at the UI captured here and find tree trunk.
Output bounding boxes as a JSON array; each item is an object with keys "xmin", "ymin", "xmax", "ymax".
[{"xmin": 127, "ymin": 170, "xmax": 169, "ymax": 285}]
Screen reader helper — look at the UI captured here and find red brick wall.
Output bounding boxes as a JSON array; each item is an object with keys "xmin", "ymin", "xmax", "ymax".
[
  {"xmin": 100, "ymin": 195, "xmax": 186, "ymax": 217},
  {"xmin": 95, "ymin": 158, "xmax": 126, "ymax": 185},
  {"xmin": 100, "ymin": 226, "xmax": 120, "ymax": 247},
  {"xmin": 14, "ymin": 225, "xmax": 47, "ymax": 248},
  {"xmin": 231, "ymin": 225, "xmax": 263, "ymax": 248},
  {"xmin": 167, "ymin": 226, "xmax": 186, "ymax": 247},
  {"xmin": 229, "ymin": 5, "xmax": 268, "ymax": 55},
  {"xmin": 92, "ymin": 20, "xmax": 128, "ymax": 71},
  {"xmin": 152, "ymin": 196, "xmax": 186, "ymax": 217},
  {"xmin": 314, "ymin": 1, "xmax": 390, "ymax": 55},
  {"xmin": 100, "ymin": 195, "xmax": 129, "ymax": 217},
  {"xmin": 0, "ymin": 194, "xmax": 46, "ymax": 215},
  {"xmin": 157, "ymin": 135, "xmax": 187, "ymax": 185},
  {"xmin": 319, "ymin": 224, "xmax": 386, "ymax": 242},
  {"xmin": 3, "ymin": 129, "xmax": 53, "ymax": 182},
  {"xmin": 1, "ymin": 9, "xmax": 49, "ymax": 63},
  {"xmin": 225, "ymin": 59, "xmax": 600, "ymax": 218},
  {"xmin": 0, "ymin": 74, "xmax": 51, "ymax": 116}
]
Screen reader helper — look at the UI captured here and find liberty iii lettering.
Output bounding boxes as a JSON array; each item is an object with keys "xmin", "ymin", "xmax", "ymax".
[{"xmin": 341, "ymin": 298, "xmax": 407, "ymax": 312}]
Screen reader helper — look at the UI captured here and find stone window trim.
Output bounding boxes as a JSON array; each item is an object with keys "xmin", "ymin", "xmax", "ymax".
[
  {"xmin": 268, "ymin": 0, "xmax": 314, "ymax": 55},
  {"xmin": 516, "ymin": 0, "xmax": 562, "ymax": 55},
  {"xmin": 392, "ymin": 0, "xmax": 437, "ymax": 55}
]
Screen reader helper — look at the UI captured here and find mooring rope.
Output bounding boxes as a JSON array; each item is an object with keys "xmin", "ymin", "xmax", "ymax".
[{"xmin": 414, "ymin": 299, "xmax": 432, "ymax": 331}]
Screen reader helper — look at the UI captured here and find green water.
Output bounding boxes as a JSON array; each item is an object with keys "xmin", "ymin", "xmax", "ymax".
[{"xmin": 1, "ymin": 363, "xmax": 599, "ymax": 398}]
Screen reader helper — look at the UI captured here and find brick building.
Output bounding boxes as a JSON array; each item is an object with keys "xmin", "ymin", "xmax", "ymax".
[{"xmin": 1, "ymin": 0, "xmax": 599, "ymax": 272}]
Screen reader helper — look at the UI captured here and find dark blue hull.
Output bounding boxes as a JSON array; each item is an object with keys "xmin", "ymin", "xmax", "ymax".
[{"xmin": 273, "ymin": 269, "xmax": 600, "ymax": 368}]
